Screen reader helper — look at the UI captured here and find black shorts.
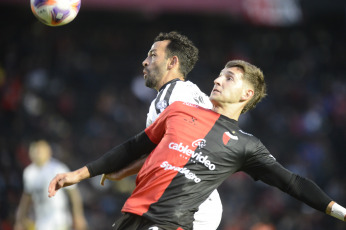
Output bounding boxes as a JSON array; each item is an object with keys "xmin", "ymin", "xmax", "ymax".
[{"xmin": 113, "ymin": 213, "xmax": 184, "ymax": 230}]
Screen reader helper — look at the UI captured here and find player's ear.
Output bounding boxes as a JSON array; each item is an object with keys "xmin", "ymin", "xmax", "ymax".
[
  {"xmin": 167, "ymin": 56, "xmax": 178, "ymax": 70},
  {"xmin": 240, "ymin": 88, "xmax": 254, "ymax": 101}
]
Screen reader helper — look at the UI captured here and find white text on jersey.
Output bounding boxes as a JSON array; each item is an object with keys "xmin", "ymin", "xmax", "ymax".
[
  {"xmin": 160, "ymin": 161, "xmax": 201, "ymax": 183},
  {"xmin": 168, "ymin": 142, "xmax": 216, "ymax": 170}
]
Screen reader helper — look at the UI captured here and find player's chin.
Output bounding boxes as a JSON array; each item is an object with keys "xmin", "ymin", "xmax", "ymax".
[
  {"xmin": 209, "ymin": 94, "xmax": 219, "ymax": 101},
  {"xmin": 209, "ymin": 97, "xmax": 218, "ymax": 105}
]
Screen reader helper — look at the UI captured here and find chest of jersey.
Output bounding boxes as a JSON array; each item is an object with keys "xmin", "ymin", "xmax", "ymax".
[
  {"xmin": 142, "ymin": 104, "xmax": 250, "ymax": 188},
  {"xmin": 123, "ymin": 102, "xmax": 266, "ymax": 228}
]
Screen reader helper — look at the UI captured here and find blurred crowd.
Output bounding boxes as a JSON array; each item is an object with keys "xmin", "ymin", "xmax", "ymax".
[{"xmin": 1, "ymin": 5, "xmax": 346, "ymax": 230}]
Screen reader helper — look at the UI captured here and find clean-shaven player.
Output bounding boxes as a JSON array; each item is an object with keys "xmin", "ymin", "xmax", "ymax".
[{"xmin": 48, "ymin": 60, "xmax": 346, "ymax": 230}]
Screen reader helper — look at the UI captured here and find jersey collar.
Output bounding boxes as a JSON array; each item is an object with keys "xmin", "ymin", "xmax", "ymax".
[
  {"xmin": 158, "ymin": 78, "xmax": 182, "ymax": 92},
  {"xmin": 219, "ymin": 114, "xmax": 239, "ymax": 126}
]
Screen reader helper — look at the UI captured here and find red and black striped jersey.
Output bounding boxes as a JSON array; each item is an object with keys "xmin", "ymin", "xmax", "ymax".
[
  {"xmin": 87, "ymin": 101, "xmax": 332, "ymax": 229},
  {"xmin": 122, "ymin": 101, "xmax": 276, "ymax": 229}
]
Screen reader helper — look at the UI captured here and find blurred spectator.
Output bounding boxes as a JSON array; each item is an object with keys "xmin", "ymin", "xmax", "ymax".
[{"xmin": 14, "ymin": 140, "xmax": 87, "ymax": 230}]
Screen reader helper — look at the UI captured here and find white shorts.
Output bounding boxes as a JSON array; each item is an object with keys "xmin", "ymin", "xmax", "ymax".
[{"xmin": 193, "ymin": 189, "xmax": 223, "ymax": 230}]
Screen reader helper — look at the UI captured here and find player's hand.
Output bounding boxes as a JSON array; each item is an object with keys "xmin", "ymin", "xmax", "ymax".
[
  {"xmin": 48, "ymin": 167, "xmax": 90, "ymax": 197},
  {"xmin": 48, "ymin": 172, "xmax": 76, "ymax": 197}
]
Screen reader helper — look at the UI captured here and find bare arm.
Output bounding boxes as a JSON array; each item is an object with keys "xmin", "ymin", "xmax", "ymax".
[
  {"xmin": 100, "ymin": 157, "xmax": 146, "ymax": 185},
  {"xmin": 67, "ymin": 187, "xmax": 88, "ymax": 230},
  {"xmin": 14, "ymin": 193, "xmax": 32, "ymax": 230},
  {"xmin": 49, "ymin": 131, "xmax": 156, "ymax": 196},
  {"xmin": 48, "ymin": 166, "xmax": 90, "ymax": 198}
]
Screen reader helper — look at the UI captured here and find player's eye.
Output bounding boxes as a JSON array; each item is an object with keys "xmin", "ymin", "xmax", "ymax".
[{"xmin": 226, "ymin": 76, "xmax": 233, "ymax": 81}]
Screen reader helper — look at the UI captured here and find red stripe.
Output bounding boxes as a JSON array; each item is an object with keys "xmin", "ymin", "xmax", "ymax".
[{"xmin": 122, "ymin": 102, "xmax": 219, "ymax": 216}]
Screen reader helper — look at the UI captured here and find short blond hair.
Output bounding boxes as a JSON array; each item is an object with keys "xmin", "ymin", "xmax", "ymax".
[{"xmin": 225, "ymin": 60, "xmax": 267, "ymax": 114}]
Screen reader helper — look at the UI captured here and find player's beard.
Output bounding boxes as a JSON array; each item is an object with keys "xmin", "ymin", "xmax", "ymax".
[
  {"xmin": 145, "ymin": 74, "xmax": 159, "ymax": 89},
  {"xmin": 144, "ymin": 67, "xmax": 164, "ymax": 89}
]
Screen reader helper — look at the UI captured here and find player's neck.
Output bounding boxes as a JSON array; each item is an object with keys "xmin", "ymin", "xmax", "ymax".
[
  {"xmin": 156, "ymin": 73, "xmax": 184, "ymax": 91},
  {"xmin": 212, "ymin": 103, "xmax": 242, "ymax": 121}
]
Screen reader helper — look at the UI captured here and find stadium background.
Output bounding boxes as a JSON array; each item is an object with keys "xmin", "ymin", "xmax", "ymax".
[{"xmin": 0, "ymin": 0, "xmax": 346, "ymax": 229}]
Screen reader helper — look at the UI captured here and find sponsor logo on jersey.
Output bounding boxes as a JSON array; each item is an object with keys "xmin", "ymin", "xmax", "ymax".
[
  {"xmin": 192, "ymin": 139, "xmax": 206, "ymax": 149},
  {"xmin": 192, "ymin": 91, "xmax": 201, "ymax": 104},
  {"xmin": 161, "ymin": 161, "xmax": 201, "ymax": 183},
  {"xmin": 156, "ymin": 100, "xmax": 168, "ymax": 110},
  {"xmin": 148, "ymin": 227, "xmax": 160, "ymax": 230},
  {"xmin": 192, "ymin": 93, "xmax": 206, "ymax": 105},
  {"xmin": 222, "ymin": 131, "xmax": 238, "ymax": 145},
  {"xmin": 239, "ymin": 129, "xmax": 253, "ymax": 136},
  {"xmin": 183, "ymin": 102, "xmax": 199, "ymax": 108},
  {"xmin": 168, "ymin": 142, "xmax": 215, "ymax": 170},
  {"xmin": 268, "ymin": 154, "xmax": 276, "ymax": 160}
]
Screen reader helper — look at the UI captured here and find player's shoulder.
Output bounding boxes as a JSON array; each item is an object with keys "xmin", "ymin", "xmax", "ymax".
[
  {"xmin": 167, "ymin": 101, "xmax": 184, "ymax": 109},
  {"xmin": 169, "ymin": 101, "xmax": 204, "ymax": 111},
  {"xmin": 23, "ymin": 163, "xmax": 36, "ymax": 174},
  {"xmin": 237, "ymin": 129, "xmax": 254, "ymax": 138},
  {"xmin": 236, "ymin": 129, "xmax": 261, "ymax": 142},
  {"xmin": 176, "ymin": 80, "xmax": 201, "ymax": 90},
  {"xmin": 236, "ymin": 128, "xmax": 269, "ymax": 152}
]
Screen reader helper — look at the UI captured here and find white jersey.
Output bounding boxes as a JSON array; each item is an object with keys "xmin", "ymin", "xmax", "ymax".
[
  {"xmin": 146, "ymin": 79, "xmax": 213, "ymax": 127},
  {"xmin": 146, "ymin": 79, "xmax": 222, "ymax": 230},
  {"xmin": 23, "ymin": 158, "xmax": 74, "ymax": 230}
]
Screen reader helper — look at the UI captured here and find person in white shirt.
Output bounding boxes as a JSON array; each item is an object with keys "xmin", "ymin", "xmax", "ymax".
[
  {"xmin": 100, "ymin": 31, "xmax": 222, "ymax": 230},
  {"xmin": 14, "ymin": 139, "xmax": 87, "ymax": 230}
]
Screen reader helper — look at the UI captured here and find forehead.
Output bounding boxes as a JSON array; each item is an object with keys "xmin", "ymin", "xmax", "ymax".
[
  {"xmin": 30, "ymin": 141, "xmax": 50, "ymax": 153},
  {"xmin": 150, "ymin": 40, "xmax": 170, "ymax": 53},
  {"xmin": 221, "ymin": 66, "xmax": 244, "ymax": 77}
]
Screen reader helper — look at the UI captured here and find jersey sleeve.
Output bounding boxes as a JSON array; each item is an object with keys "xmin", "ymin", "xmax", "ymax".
[
  {"xmin": 169, "ymin": 82, "xmax": 212, "ymax": 109},
  {"xmin": 240, "ymin": 139, "xmax": 277, "ymax": 177},
  {"xmin": 241, "ymin": 139, "xmax": 332, "ymax": 213},
  {"xmin": 240, "ymin": 139, "xmax": 294, "ymax": 191},
  {"xmin": 86, "ymin": 131, "xmax": 157, "ymax": 177}
]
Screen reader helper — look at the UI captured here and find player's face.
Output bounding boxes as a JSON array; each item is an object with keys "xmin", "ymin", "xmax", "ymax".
[
  {"xmin": 142, "ymin": 40, "xmax": 170, "ymax": 90},
  {"xmin": 210, "ymin": 67, "xmax": 251, "ymax": 105},
  {"xmin": 29, "ymin": 141, "xmax": 52, "ymax": 166}
]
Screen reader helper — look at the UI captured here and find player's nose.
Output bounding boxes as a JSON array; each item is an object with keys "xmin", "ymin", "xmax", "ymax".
[
  {"xmin": 214, "ymin": 76, "xmax": 222, "ymax": 85},
  {"xmin": 142, "ymin": 58, "xmax": 149, "ymax": 67}
]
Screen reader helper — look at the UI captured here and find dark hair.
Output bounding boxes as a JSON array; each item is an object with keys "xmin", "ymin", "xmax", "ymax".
[
  {"xmin": 154, "ymin": 31, "xmax": 199, "ymax": 78},
  {"xmin": 225, "ymin": 60, "xmax": 267, "ymax": 114}
]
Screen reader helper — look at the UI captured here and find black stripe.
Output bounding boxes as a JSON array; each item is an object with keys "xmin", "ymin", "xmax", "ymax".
[
  {"xmin": 163, "ymin": 81, "xmax": 177, "ymax": 106},
  {"xmin": 158, "ymin": 78, "xmax": 181, "ymax": 92},
  {"xmin": 155, "ymin": 81, "xmax": 178, "ymax": 114},
  {"xmin": 154, "ymin": 89, "xmax": 165, "ymax": 114}
]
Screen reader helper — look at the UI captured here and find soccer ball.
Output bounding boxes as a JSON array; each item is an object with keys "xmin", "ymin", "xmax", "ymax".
[{"xmin": 30, "ymin": 0, "xmax": 81, "ymax": 26}]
